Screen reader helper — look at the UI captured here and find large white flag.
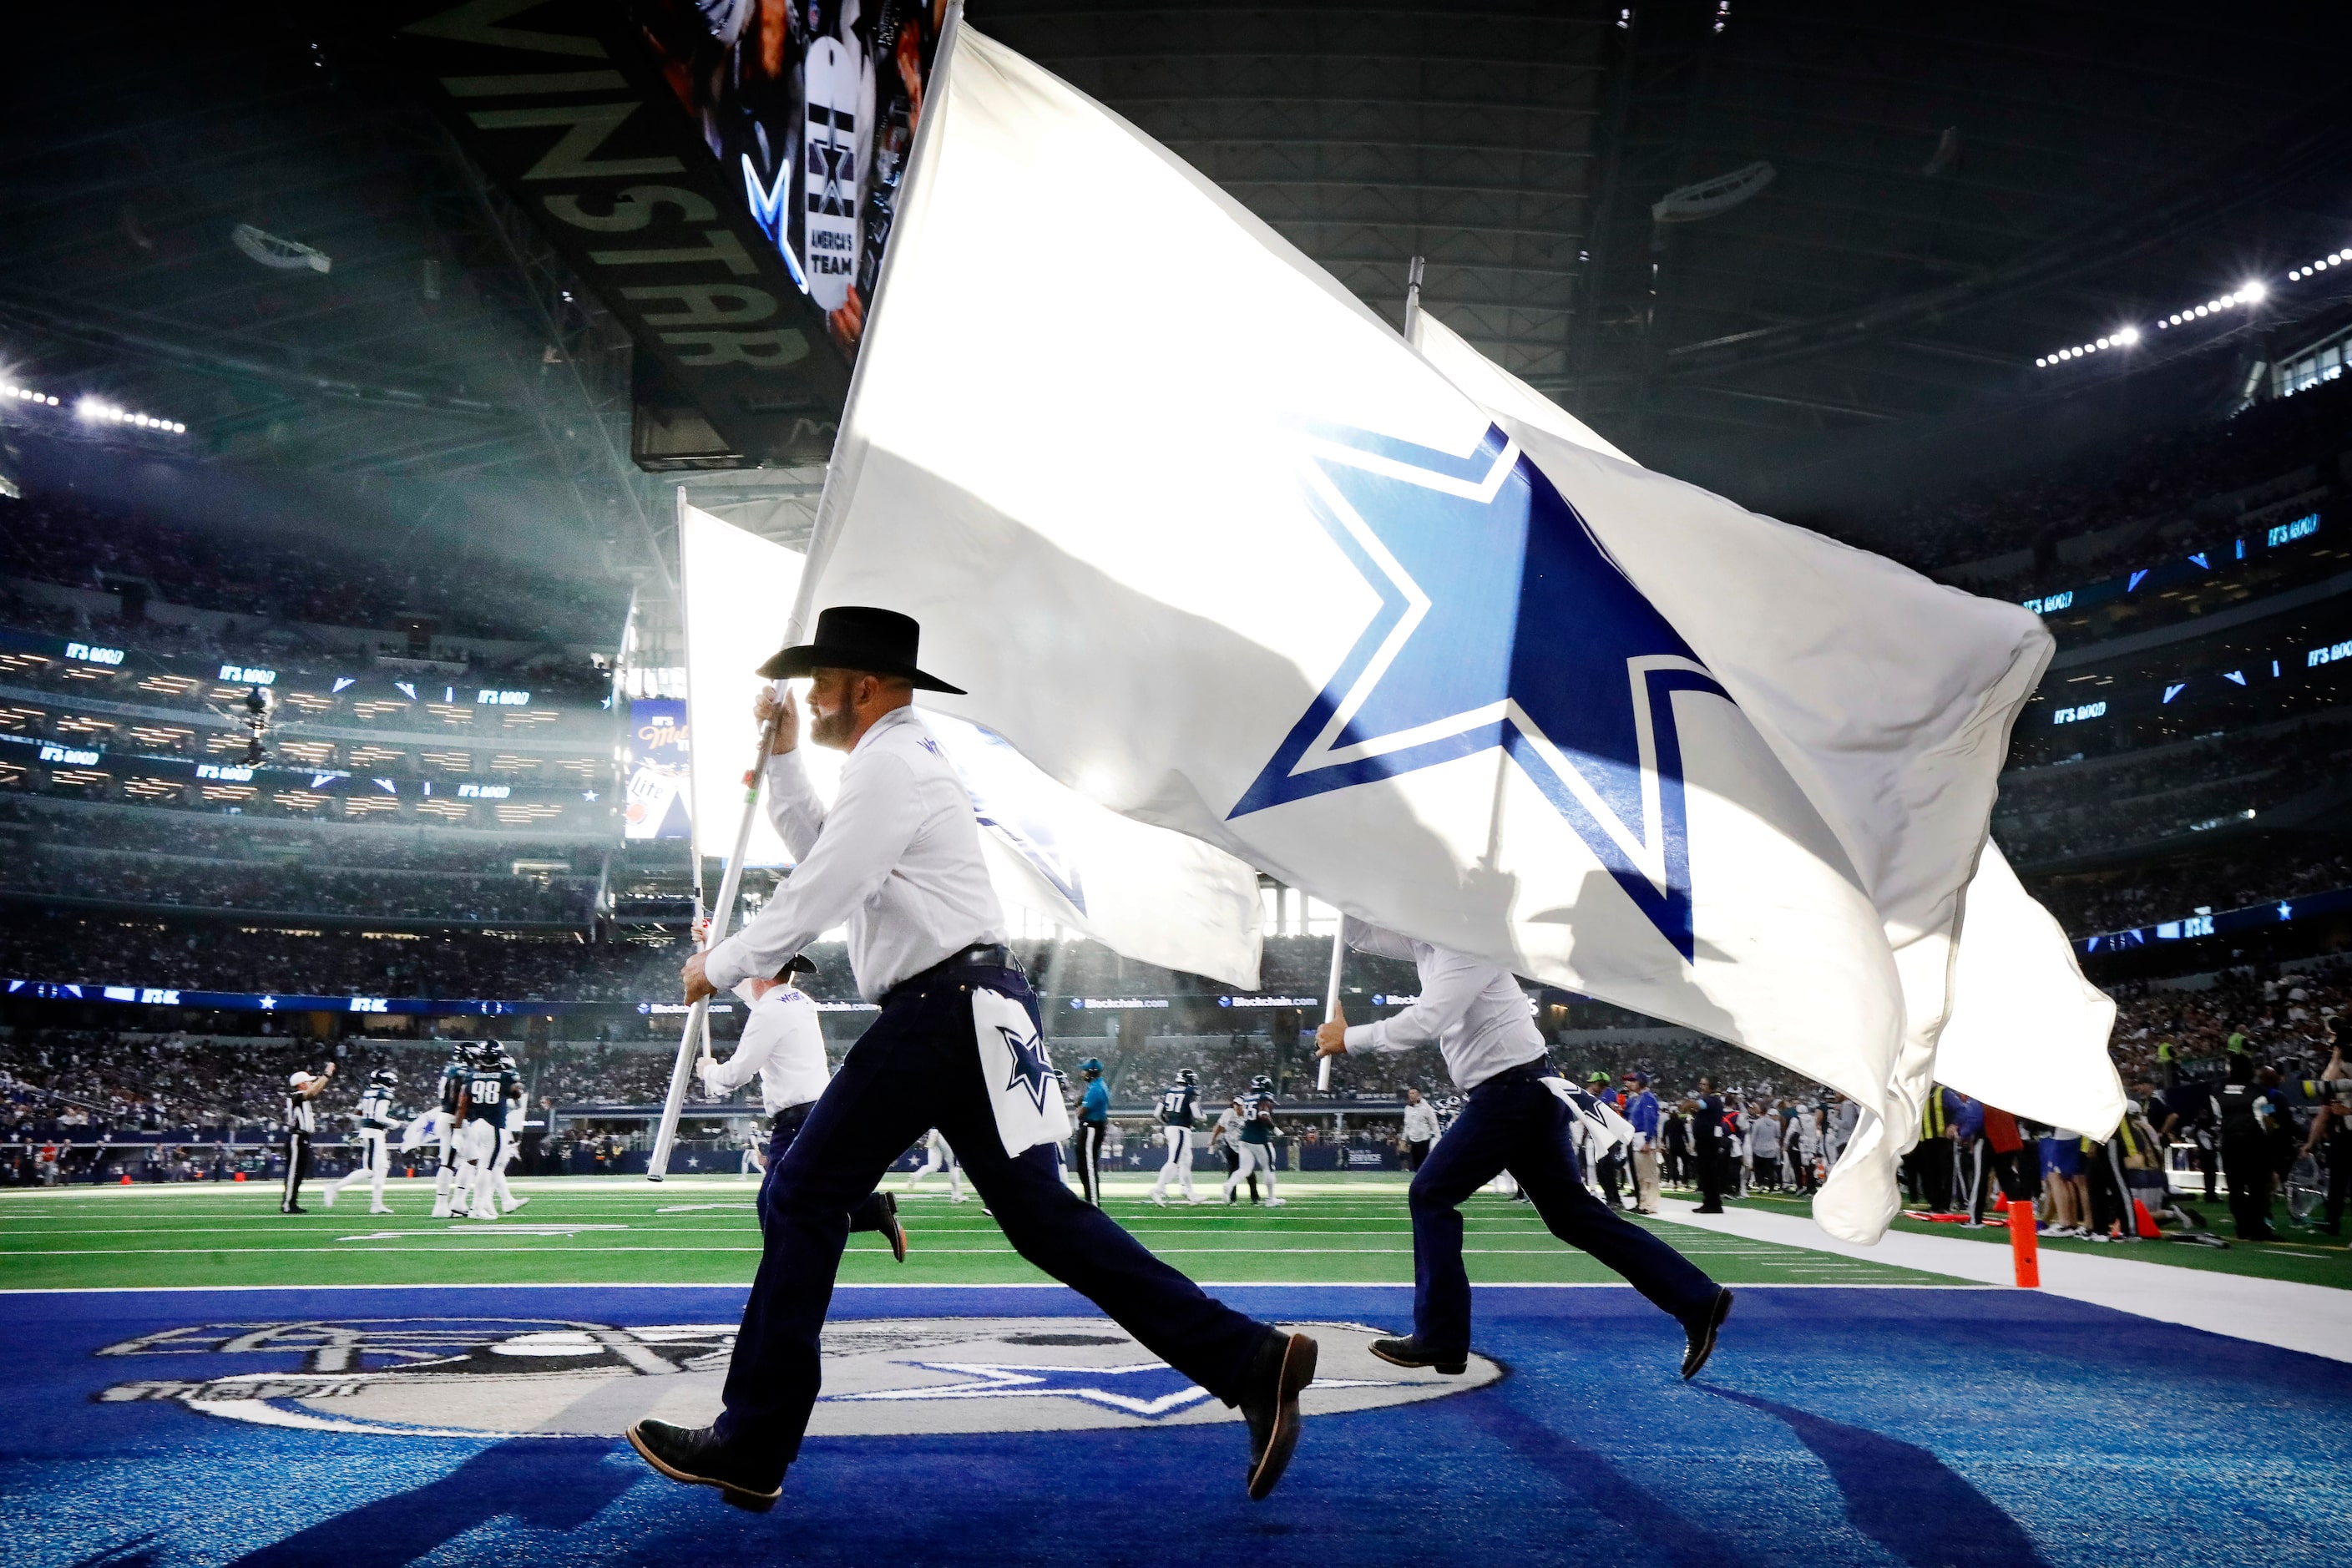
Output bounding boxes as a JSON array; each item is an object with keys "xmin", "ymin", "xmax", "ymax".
[
  {"xmin": 680, "ymin": 503, "xmax": 1264, "ymax": 988},
  {"xmin": 1935, "ymin": 840, "xmax": 2123, "ymax": 1135},
  {"xmin": 796, "ymin": 23, "xmax": 2051, "ymax": 1237},
  {"xmin": 1412, "ymin": 314, "xmax": 2119, "ymax": 1214}
]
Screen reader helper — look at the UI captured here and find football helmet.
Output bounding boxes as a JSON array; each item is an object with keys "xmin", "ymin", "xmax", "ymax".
[
  {"xmin": 1177, "ymin": 1068, "xmax": 1199, "ymax": 1086},
  {"xmin": 368, "ymin": 1067, "xmax": 399, "ymax": 1088},
  {"xmin": 1249, "ymin": 1074, "xmax": 1274, "ymax": 1094}
]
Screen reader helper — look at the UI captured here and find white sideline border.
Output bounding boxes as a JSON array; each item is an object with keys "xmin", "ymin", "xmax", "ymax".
[
  {"xmin": 0, "ymin": 1280, "xmax": 1964, "ymax": 1296},
  {"xmin": 1652, "ymin": 1199, "xmax": 2352, "ymax": 1365}
]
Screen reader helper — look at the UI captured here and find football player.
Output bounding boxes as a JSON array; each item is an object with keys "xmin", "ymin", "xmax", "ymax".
[
  {"xmin": 430, "ymin": 1041, "xmax": 468, "ymax": 1219},
  {"xmin": 1147, "ymin": 1068, "xmax": 1201, "ymax": 1206},
  {"xmin": 1245, "ymin": 1075, "xmax": 1286, "ymax": 1208},
  {"xmin": 1223, "ymin": 1076, "xmax": 1284, "ymax": 1207},
  {"xmin": 485, "ymin": 1046, "xmax": 529, "ymax": 1215},
  {"xmin": 904, "ymin": 1129, "xmax": 965, "ymax": 1201},
  {"xmin": 453, "ymin": 1042, "xmax": 521, "ymax": 1222},
  {"xmin": 324, "ymin": 1067, "xmax": 398, "ymax": 1215},
  {"xmin": 1210, "ymin": 1095, "xmax": 1257, "ymax": 1204}
]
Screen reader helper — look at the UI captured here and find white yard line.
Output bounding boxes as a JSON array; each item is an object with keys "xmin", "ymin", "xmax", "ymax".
[{"xmin": 1654, "ymin": 1199, "xmax": 2352, "ymax": 1364}]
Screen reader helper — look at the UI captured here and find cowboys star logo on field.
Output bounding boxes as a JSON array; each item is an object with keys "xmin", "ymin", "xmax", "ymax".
[
  {"xmin": 1233, "ymin": 422, "xmax": 1732, "ymax": 961},
  {"xmin": 93, "ymin": 1318, "xmax": 1501, "ymax": 1438}
]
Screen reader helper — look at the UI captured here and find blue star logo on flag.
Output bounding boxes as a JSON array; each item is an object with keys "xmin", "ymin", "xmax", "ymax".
[
  {"xmin": 1231, "ymin": 422, "xmax": 1731, "ymax": 961},
  {"xmin": 998, "ymin": 1023, "xmax": 1062, "ymax": 1115}
]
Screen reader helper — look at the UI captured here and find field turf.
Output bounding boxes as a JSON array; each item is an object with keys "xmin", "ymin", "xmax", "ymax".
[
  {"xmin": 0, "ymin": 1175, "xmax": 1965, "ymax": 1291},
  {"xmin": 1729, "ymin": 1188, "xmax": 2352, "ymax": 1287}
]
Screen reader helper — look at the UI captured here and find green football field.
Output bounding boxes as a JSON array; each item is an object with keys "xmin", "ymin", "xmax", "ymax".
[
  {"xmin": 0, "ymin": 1173, "xmax": 1969, "ymax": 1292},
  {"xmin": 1733, "ymin": 1188, "xmax": 2352, "ymax": 1287}
]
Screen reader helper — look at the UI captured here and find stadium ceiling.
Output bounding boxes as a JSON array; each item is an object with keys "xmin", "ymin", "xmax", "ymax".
[
  {"xmin": 0, "ymin": 1, "xmax": 2345, "ymax": 525},
  {"xmin": 979, "ymin": 0, "xmax": 2352, "ymax": 489},
  {"xmin": 0, "ymin": 4, "xmax": 667, "ymax": 588}
]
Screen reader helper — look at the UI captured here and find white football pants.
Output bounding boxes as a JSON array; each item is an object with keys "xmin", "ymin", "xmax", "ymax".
[
  {"xmin": 906, "ymin": 1132, "xmax": 963, "ymax": 1200},
  {"xmin": 1149, "ymin": 1126, "xmax": 1196, "ymax": 1201},
  {"xmin": 1223, "ymin": 1141, "xmax": 1275, "ymax": 1201},
  {"xmin": 331, "ymin": 1129, "xmax": 388, "ymax": 1209},
  {"xmin": 455, "ymin": 1119, "xmax": 499, "ymax": 1217},
  {"xmin": 488, "ymin": 1125, "xmax": 517, "ymax": 1210}
]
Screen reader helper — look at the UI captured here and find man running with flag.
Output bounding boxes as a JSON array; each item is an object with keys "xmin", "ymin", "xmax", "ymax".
[
  {"xmin": 626, "ymin": 608, "xmax": 1317, "ymax": 1513},
  {"xmin": 1318, "ymin": 916, "xmax": 1730, "ymax": 1378}
]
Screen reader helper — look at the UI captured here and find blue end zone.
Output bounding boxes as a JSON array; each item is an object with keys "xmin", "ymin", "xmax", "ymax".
[{"xmin": 3, "ymin": 1284, "xmax": 2349, "ymax": 1567}]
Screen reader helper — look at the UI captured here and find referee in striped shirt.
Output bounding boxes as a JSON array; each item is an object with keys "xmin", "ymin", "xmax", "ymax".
[{"xmin": 281, "ymin": 1064, "xmax": 334, "ymax": 1214}]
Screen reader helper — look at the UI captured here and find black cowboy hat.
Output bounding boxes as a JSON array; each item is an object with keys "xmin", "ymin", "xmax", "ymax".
[{"xmin": 756, "ymin": 605, "xmax": 964, "ymax": 694}]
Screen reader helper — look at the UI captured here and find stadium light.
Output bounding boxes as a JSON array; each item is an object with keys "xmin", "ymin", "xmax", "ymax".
[
  {"xmin": 64, "ymin": 394, "xmax": 185, "ymax": 436},
  {"xmin": 2035, "ymin": 326, "xmax": 2145, "ymax": 370}
]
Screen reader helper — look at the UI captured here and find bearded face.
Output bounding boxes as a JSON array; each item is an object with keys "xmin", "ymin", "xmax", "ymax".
[{"xmin": 807, "ymin": 669, "xmax": 858, "ymax": 749}]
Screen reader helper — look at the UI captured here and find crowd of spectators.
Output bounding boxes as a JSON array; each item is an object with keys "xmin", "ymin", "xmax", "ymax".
[
  {"xmin": 1995, "ymin": 724, "xmax": 2347, "ymax": 820},
  {"xmin": 2103, "ymin": 959, "xmax": 2349, "ymax": 1088},
  {"xmin": 0, "ymin": 852, "xmax": 594, "ymax": 923},
  {"xmin": 0, "ymin": 802, "xmax": 603, "ymax": 875},
  {"xmin": 1992, "ymin": 727, "xmax": 2352, "ymax": 865},
  {"xmin": 0, "ymin": 493, "xmax": 625, "ymax": 645},
  {"xmin": 0, "ymin": 917, "xmax": 691, "ymax": 999},
  {"xmin": 2029, "ymin": 845, "xmax": 2352, "ymax": 938},
  {"xmin": 1823, "ymin": 374, "xmax": 2352, "ymax": 587}
]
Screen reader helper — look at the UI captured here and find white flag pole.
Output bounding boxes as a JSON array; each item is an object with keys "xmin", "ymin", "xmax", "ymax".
[
  {"xmin": 1316, "ymin": 913, "xmax": 1343, "ymax": 1090},
  {"xmin": 649, "ymin": 703, "xmax": 781, "ymax": 1181}
]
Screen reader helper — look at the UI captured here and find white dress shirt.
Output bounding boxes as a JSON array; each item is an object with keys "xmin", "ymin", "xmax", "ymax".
[
  {"xmin": 1401, "ymin": 1100, "xmax": 1441, "ymax": 1143},
  {"xmin": 1339, "ymin": 917, "xmax": 1546, "ymax": 1091},
  {"xmin": 701, "ymin": 984, "xmax": 831, "ymax": 1115},
  {"xmin": 705, "ymin": 706, "xmax": 1006, "ymax": 1001}
]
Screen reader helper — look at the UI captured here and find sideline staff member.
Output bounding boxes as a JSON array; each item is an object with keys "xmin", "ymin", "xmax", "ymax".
[
  {"xmin": 1399, "ymin": 1088, "xmax": 1439, "ymax": 1171},
  {"xmin": 625, "ymin": 608, "xmax": 1317, "ymax": 1513},
  {"xmin": 1075, "ymin": 1057, "xmax": 1110, "ymax": 1206}
]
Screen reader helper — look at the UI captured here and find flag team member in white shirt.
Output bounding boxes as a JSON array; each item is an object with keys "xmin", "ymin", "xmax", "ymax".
[
  {"xmin": 1318, "ymin": 917, "xmax": 1730, "ymax": 1378},
  {"xmin": 626, "ymin": 608, "xmax": 1316, "ymax": 1513},
  {"xmin": 324, "ymin": 1067, "xmax": 397, "ymax": 1214},
  {"xmin": 1148, "ymin": 1068, "xmax": 1201, "ymax": 1206},
  {"xmin": 701, "ymin": 954, "xmax": 907, "ymax": 1252},
  {"xmin": 281, "ymin": 1065, "xmax": 333, "ymax": 1214}
]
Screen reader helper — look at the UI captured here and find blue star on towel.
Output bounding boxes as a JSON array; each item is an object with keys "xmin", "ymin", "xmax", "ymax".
[
  {"xmin": 999, "ymin": 1023, "xmax": 1062, "ymax": 1115},
  {"xmin": 1231, "ymin": 422, "xmax": 1731, "ymax": 961}
]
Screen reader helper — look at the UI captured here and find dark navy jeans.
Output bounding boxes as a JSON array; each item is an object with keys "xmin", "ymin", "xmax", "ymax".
[
  {"xmin": 1410, "ymin": 1063, "xmax": 1718, "ymax": 1355},
  {"xmin": 758, "ymin": 1101, "xmax": 893, "ymax": 1237},
  {"xmin": 713, "ymin": 960, "xmax": 1272, "ymax": 1469}
]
